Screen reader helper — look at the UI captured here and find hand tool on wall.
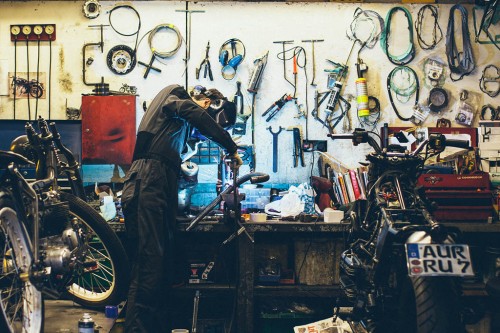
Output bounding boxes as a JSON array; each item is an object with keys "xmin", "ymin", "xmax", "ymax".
[
  {"xmin": 273, "ymin": 40, "xmax": 294, "ymax": 87},
  {"xmin": 195, "ymin": 41, "xmax": 213, "ymax": 81},
  {"xmin": 82, "ymin": 24, "xmax": 110, "ymax": 95},
  {"xmin": 268, "ymin": 126, "xmax": 283, "ymax": 173},
  {"xmin": 247, "ymin": 51, "xmax": 268, "ymax": 172},
  {"xmin": 287, "ymin": 126, "xmax": 305, "ymax": 167},
  {"xmin": 234, "ymin": 81, "xmax": 244, "ymax": 115},
  {"xmin": 232, "ymin": 81, "xmax": 247, "ymax": 135},
  {"xmin": 262, "ymin": 93, "xmax": 294, "ymax": 122},
  {"xmin": 176, "ymin": 7, "xmax": 205, "ymax": 87},
  {"xmin": 302, "ymin": 39, "xmax": 324, "ymax": 86},
  {"xmin": 138, "ymin": 55, "xmax": 161, "ymax": 79},
  {"xmin": 248, "ymin": 51, "xmax": 268, "ymax": 94},
  {"xmin": 175, "ymin": 8, "xmax": 205, "ymax": 62}
]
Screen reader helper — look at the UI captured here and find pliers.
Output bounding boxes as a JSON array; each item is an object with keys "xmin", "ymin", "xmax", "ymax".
[{"xmin": 196, "ymin": 41, "xmax": 213, "ymax": 81}]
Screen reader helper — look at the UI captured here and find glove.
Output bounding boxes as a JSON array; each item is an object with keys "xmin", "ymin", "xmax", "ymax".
[{"xmin": 231, "ymin": 151, "xmax": 243, "ymax": 170}]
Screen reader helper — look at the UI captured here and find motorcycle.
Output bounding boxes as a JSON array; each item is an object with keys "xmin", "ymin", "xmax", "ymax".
[
  {"xmin": 328, "ymin": 129, "xmax": 474, "ymax": 333},
  {"xmin": 0, "ymin": 117, "xmax": 129, "ymax": 332}
]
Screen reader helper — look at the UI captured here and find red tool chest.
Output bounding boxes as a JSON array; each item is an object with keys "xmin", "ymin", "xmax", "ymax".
[
  {"xmin": 81, "ymin": 95, "xmax": 136, "ymax": 165},
  {"xmin": 417, "ymin": 172, "xmax": 493, "ymax": 221}
]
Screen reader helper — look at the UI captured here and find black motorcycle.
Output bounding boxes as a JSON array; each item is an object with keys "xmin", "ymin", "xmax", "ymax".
[
  {"xmin": 329, "ymin": 129, "xmax": 473, "ymax": 333},
  {"xmin": 0, "ymin": 117, "xmax": 129, "ymax": 332}
]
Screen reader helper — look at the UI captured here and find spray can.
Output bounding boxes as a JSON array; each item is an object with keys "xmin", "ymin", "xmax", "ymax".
[{"xmin": 78, "ymin": 313, "xmax": 95, "ymax": 333}]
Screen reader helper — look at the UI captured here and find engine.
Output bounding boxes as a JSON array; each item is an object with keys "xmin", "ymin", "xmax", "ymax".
[{"xmin": 40, "ymin": 227, "xmax": 79, "ymax": 274}]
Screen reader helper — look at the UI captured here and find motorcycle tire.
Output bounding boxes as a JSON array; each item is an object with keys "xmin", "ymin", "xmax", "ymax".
[
  {"xmin": 398, "ymin": 275, "xmax": 465, "ymax": 333},
  {"xmin": 0, "ymin": 193, "xmax": 44, "ymax": 333},
  {"xmin": 60, "ymin": 192, "xmax": 130, "ymax": 309}
]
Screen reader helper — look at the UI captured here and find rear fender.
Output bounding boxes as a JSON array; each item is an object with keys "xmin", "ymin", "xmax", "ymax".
[{"xmin": 406, "ymin": 230, "xmax": 456, "ymax": 245}]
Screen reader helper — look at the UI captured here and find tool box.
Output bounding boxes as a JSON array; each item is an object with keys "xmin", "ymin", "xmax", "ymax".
[{"xmin": 417, "ymin": 172, "xmax": 493, "ymax": 221}]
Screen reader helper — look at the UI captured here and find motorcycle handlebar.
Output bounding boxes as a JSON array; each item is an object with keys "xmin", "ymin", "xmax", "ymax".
[
  {"xmin": 445, "ymin": 139, "xmax": 470, "ymax": 149},
  {"xmin": 327, "ymin": 134, "xmax": 354, "ymax": 140},
  {"xmin": 328, "ymin": 131, "xmax": 382, "ymax": 154},
  {"xmin": 250, "ymin": 174, "xmax": 270, "ymax": 184}
]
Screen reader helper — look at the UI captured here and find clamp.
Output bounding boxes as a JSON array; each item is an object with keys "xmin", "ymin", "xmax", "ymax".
[{"xmin": 196, "ymin": 41, "xmax": 213, "ymax": 81}]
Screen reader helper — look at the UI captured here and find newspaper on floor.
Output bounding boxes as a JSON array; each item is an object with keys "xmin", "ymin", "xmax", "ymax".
[{"xmin": 293, "ymin": 316, "xmax": 353, "ymax": 333}]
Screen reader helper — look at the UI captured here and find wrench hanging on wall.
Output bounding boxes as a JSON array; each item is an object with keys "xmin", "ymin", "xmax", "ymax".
[{"xmin": 268, "ymin": 126, "xmax": 283, "ymax": 173}]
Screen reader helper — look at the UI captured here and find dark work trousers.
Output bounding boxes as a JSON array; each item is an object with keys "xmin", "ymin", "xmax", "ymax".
[{"xmin": 121, "ymin": 159, "xmax": 179, "ymax": 333}]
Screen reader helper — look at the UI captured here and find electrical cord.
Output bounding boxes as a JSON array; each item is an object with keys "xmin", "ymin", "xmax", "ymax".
[
  {"xmin": 380, "ymin": 6, "xmax": 416, "ymax": 65},
  {"xmin": 35, "ymin": 38, "xmax": 40, "ymax": 119},
  {"xmin": 26, "ymin": 38, "xmax": 31, "ymax": 120},
  {"xmin": 446, "ymin": 4, "xmax": 475, "ymax": 82},
  {"xmin": 276, "ymin": 45, "xmax": 307, "ymax": 98},
  {"xmin": 358, "ymin": 96, "xmax": 381, "ymax": 130},
  {"xmin": 387, "ymin": 66, "xmax": 419, "ymax": 122},
  {"xmin": 148, "ymin": 24, "xmax": 183, "ymax": 59},
  {"xmin": 108, "ymin": 4, "xmax": 141, "ymax": 52},
  {"xmin": 479, "ymin": 64, "xmax": 500, "ymax": 98},
  {"xmin": 48, "ymin": 38, "xmax": 52, "ymax": 119},
  {"xmin": 13, "ymin": 38, "xmax": 17, "ymax": 119},
  {"xmin": 346, "ymin": 7, "xmax": 384, "ymax": 48},
  {"xmin": 415, "ymin": 4, "xmax": 443, "ymax": 50}
]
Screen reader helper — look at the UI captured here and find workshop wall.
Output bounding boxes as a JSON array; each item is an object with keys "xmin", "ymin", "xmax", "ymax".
[{"xmin": 0, "ymin": 1, "xmax": 498, "ymax": 184}]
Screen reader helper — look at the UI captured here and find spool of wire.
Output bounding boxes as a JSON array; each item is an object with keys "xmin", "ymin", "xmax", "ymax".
[
  {"xmin": 148, "ymin": 24, "xmax": 182, "ymax": 59},
  {"xmin": 356, "ymin": 78, "xmax": 370, "ymax": 117}
]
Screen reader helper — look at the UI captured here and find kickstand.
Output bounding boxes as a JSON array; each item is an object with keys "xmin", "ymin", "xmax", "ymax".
[{"xmin": 222, "ymin": 157, "xmax": 254, "ymax": 245}]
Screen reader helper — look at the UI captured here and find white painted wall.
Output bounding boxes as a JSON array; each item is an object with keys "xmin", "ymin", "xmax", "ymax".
[{"xmin": 0, "ymin": 1, "xmax": 498, "ymax": 184}]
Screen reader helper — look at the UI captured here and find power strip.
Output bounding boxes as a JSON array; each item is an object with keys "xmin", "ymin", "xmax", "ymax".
[{"xmin": 10, "ymin": 24, "xmax": 56, "ymax": 42}]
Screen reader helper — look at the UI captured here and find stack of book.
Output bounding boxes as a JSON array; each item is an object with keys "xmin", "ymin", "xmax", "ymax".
[{"xmin": 329, "ymin": 167, "xmax": 369, "ymax": 206}]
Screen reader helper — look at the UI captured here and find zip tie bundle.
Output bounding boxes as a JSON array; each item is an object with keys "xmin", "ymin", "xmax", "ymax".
[
  {"xmin": 148, "ymin": 23, "xmax": 183, "ymax": 59},
  {"xmin": 346, "ymin": 8, "xmax": 384, "ymax": 48},
  {"xmin": 380, "ymin": 6, "xmax": 415, "ymax": 65},
  {"xmin": 446, "ymin": 4, "xmax": 475, "ymax": 82}
]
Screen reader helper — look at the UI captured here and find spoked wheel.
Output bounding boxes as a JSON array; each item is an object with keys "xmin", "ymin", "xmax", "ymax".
[
  {"xmin": 0, "ymin": 198, "xmax": 44, "ymax": 333},
  {"xmin": 60, "ymin": 192, "xmax": 129, "ymax": 309}
]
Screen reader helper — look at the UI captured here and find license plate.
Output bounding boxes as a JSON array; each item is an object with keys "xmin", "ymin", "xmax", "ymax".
[{"xmin": 406, "ymin": 243, "xmax": 474, "ymax": 277}]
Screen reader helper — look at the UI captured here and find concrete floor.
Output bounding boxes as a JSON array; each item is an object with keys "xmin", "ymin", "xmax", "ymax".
[{"xmin": 44, "ymin": 300, "xmax": 123, "ymax": 333}]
